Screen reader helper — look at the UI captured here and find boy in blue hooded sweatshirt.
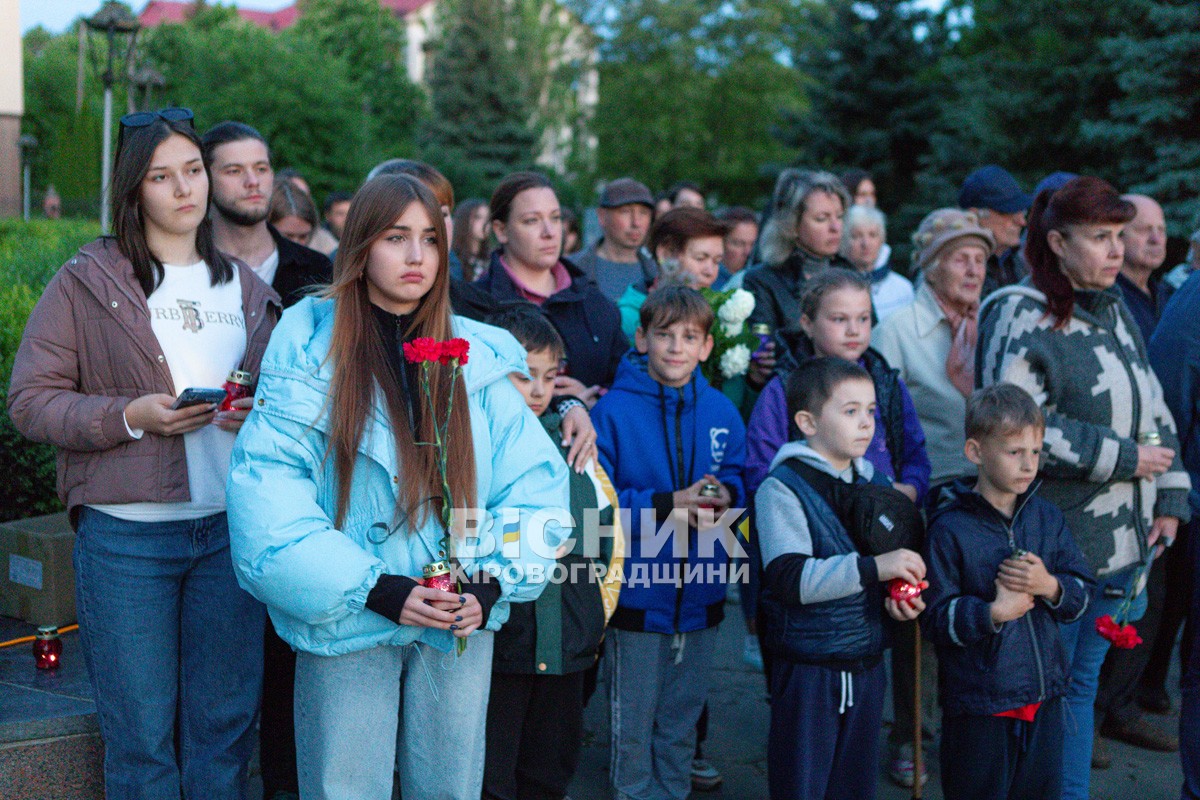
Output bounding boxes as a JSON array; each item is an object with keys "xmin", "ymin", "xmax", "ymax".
[{"xmin": 592, "ymin": 285, "xmax": 746, "ymax": 800}]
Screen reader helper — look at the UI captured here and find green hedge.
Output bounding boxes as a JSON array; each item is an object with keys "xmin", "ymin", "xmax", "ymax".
[{"xmin": 0, "ymin": 219, "xmax": 100, "ymax": 522}]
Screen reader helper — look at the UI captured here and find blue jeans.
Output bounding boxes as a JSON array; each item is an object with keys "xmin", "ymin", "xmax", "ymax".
[
  {"xmin": 1182, "ymin": 522, "xmax": 1200, "ymax": 799},
  {"xmin": 293, "ymin": 632, "xmax": 495, "ymax": 800},
  {"xmin": 74, "ymin": 508, "xmax": 264, "ymax": 800},
  {"xmin": 1059, "ymin": 564, "xmax": 1148, "ymax": 800}
]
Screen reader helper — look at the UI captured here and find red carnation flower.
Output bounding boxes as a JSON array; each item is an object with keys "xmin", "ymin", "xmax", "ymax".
[
  {"xmin": 403, "ymin": 337, "xmax": 443, "ymax": 364},
  {"xmin": 1095, "ymin": 614, "xmax": 1142, "ymax": 649},
  {"xmin": 439, "ymin": 338, "xmax": 470, "ymax": 365}
]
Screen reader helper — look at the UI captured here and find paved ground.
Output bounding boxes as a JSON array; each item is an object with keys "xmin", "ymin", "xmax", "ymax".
[
  {"xmin": 1, "ymin": 606, "xmax": 1186, "ymax": 799},
  {"xmin": 568, "ymin": 593, "xmax": 1187, "ymax": 800}
]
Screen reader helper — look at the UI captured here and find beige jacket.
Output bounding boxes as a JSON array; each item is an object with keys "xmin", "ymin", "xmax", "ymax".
[
  {"xmin": 7, "ymin": 238, "xmax": 280, "ymax": 521},
  {"xmin": 872, "ymin": 282, "xmax": 972, "ymax": 486}
]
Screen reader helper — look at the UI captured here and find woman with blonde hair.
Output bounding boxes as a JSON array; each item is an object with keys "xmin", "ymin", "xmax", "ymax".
[{"xmin": 743, "ymin": 168, "xmax": 853, "ymax": 333}]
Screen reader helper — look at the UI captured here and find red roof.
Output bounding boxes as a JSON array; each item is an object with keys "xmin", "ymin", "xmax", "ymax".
[{"xmin": 138, "ymin": 0, "xmax": 433, "ymax": 30}]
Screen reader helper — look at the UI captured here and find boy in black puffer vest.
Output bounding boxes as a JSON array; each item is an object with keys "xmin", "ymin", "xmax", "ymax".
[
  {"xmin": 482, "ymin": 307, "xmax": 622, "ymax": 800},
  {"xmin": 755, "ymin": 357, "xmax": 926, "ymax": 800},
  {"xmin": 923, "ymin": 384, "xmax": 1093, "ymax": 800}
]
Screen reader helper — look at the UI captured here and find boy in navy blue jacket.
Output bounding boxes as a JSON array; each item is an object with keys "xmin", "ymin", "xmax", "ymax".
[
  {"xmin": 755, "ymin": 357, "xmax": 926, "ymax": 800},
  {"xmin": 923, "ymin": 384, "xmax": 1094, "ymax": 800},
  {"xmin": 592, "ymin": 286, "xmax": 746, "ymax": 800}
]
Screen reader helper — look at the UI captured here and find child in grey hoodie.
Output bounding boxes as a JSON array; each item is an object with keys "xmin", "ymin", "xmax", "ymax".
[{"xmin": 755, "ymin": 357, "xmax": 926, "ymax": 800}]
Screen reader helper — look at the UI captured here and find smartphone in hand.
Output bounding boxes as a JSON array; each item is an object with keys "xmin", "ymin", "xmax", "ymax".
[{"xmin": 171, "ymin": 387, "xmax": 227, "ymax": 410}]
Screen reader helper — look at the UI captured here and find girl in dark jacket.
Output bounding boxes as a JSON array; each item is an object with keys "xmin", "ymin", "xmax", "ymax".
[{"xmin": 8, "ymin": 108, "xmax": 280, "ymax": 798}]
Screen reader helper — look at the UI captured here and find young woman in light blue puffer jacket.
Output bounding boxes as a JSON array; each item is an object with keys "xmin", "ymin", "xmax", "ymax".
[{"xmin": 226, "ymin": 174, "xmax": 570, "ymax": 800}]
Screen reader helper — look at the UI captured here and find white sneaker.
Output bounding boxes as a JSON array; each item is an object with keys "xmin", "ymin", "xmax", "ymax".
[
  {"xmin": 742, "ymin": 634, "xmax": 764, "ymax": 670},
  {"xmin": 691, "ymin": 758, "xmax": 723, "ymax": 791}
]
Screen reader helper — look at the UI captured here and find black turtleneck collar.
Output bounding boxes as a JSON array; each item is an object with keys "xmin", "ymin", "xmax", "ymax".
[
  {"xmin": 370, "ymin": 302, "xmax": 421, "ymax": 427},
  {"xmin": 370, "ymin": 303, "xmax": 416, "ymax": 340},
  {"xmin": 780, "ymin": 247, "xmax": 850, "ymax": 280}
]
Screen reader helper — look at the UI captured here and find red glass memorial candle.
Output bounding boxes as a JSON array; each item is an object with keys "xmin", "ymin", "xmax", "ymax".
[
  {"xmin": 422, "ymin": 561, "xmax": 455, "ymax": 593},
  {"xmin": 220, "ymin": 370, "xmax": 254, "ymax": 412},
  {"xmin": 33, "ymin": 626, "xmax": 62, "ymax": 670}
]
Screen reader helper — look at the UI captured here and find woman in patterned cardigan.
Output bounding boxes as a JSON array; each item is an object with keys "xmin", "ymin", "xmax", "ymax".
[{"xmin": 977, "ymin": 175, "xmax": 1191, "ymax": 800}]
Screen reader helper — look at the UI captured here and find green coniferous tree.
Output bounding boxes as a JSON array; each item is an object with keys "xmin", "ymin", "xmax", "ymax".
[
  {"xmin": 912, "ymin": 0, "xmax": 1127, "ymax": 224},
  {"xmin": 420, "ymin": 0, "xmax": 540, "ymax": 199},
  {"xmin": 1083, "ymin": 0, "xmax": 1200, "ymax": 234},
  {"xmin": 775, "ymin": 0, "xmax": 945, "ymax": 222}
]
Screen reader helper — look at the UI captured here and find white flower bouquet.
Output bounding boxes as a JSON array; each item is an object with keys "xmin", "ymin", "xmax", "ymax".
[{"xmin": 701, "ymin": 287, "xmax": 758, "ymax": 387}]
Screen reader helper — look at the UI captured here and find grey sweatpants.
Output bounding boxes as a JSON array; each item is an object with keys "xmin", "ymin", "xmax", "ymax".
[{"xmin": 605, "ymin": 626, "xmax": 717, "ymax": 800}]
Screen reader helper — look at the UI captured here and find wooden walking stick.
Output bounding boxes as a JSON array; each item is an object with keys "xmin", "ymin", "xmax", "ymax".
[{"xmin": 912, "ymin": 622, "xmax": 924, "ymax": 800}]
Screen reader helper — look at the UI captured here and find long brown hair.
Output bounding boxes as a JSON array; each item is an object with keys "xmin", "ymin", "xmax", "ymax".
[
  {"xmin": 323, "ymin": 175, "xmax": 476, "ymax": 530},
  {"xmin": 1026, "ymin": 175, "xmax": 1135, "ymax": 329}
]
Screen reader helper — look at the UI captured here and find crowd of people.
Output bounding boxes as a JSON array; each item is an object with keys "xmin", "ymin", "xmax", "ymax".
[{"xmin": 6, "ymin": 104, "xmax": 1200, "ymax": 800}]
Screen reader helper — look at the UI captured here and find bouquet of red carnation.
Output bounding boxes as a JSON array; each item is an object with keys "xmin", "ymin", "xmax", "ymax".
[
  {"xmin": 1094, "ymin": 557, "xmax": 1151, "ymax": 650},
  {"xmin": 1095, "ymin": 614, "xmax": 1142, "ymax": 649},
  {"xmin": 403, "ymin": 336, "xmax": 471, "ymax": 653}
]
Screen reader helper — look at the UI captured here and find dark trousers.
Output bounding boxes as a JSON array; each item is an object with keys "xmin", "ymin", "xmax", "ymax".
[
  {"xmin": 939, "ymin": 697, "xmax": 1064, "ymax": 800},
  {"xmin": 260, "ymin": 619, "xmax": 298, "ymax": 798},
  {"xmin": 1181, "ymin": 524, "xmax": 1200, "ymax": 799},
  {"xmin": 483, "ymin": 670, "xmax": 586, "ymax": 800},
  {"xmin": 767, "ymin": 659, "xmax": 886, "ymax": 800},
  {"xmin": 1097, "ymin": 550, "xmax": 1168, "ymax": 725},
  {"xmin": 1141, "ymin": 524, "xmax": 1193, "ymax": 695}
]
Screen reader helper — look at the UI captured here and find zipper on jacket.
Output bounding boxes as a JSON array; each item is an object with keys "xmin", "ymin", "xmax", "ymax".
[
  {"xmin": 986, "ymin": 488, "xmax": 1048, "ymax": 701},
  {"xmin": 673, "ymin": 386, "xmax": 687, "ymax": 633}
]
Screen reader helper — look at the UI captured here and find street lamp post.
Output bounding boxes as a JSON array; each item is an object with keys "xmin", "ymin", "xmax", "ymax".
[
  {"xmin": 84, "ymin": 2, "xmax": 139, "ymax": 235},
  {"xmin": 18, "ymin": 135, "xmax": 37, "ymax": 223},
  {"xmin": 130, "ymin": 66, "xmax": 166, "ymax": 113}
]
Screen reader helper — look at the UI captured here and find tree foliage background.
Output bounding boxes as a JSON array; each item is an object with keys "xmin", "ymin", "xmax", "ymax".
[{"xmin": 19, "ymin": 0, "xmax": 1200, "ymax": 239}]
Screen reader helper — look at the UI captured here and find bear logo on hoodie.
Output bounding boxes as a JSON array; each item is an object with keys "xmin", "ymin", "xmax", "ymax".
[{"xmin": 709, "ymin": 427, "xmax": 729, "ymax": 471}]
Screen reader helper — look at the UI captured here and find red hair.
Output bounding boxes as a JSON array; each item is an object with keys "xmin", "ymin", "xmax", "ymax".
[{"xmin": 1026, "ymin": 176, "xmax": 1135, "ymax": 328}]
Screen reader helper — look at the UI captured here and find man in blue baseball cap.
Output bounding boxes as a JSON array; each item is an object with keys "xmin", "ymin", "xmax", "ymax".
[{"xmin": 958, "ymin": 165, "xmax": 1032, "ymax": 298}]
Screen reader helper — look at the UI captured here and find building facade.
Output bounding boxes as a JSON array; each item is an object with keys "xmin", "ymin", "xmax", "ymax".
[{"xmin": 0, "ymin": 0, "xmax": 24, "ymax": 218}]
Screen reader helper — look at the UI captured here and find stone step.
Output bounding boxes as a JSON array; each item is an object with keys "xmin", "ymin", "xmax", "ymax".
[{"xmin": 0, "ymin": 715, "xmax": 103, "ymax": 799}]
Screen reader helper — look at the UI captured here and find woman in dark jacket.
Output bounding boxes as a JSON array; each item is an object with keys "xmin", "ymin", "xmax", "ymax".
[
  {"xmin": 474, "ymin": 172, "xmax": 628, "ymax": 400},
  {"xmin": 742, "ymin": 168, "xmax": 854, "ymax": 334}
]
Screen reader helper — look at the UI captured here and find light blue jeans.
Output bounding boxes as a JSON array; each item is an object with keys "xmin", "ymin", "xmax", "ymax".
[
  {"xmin": 293, "ymin": 632, "xmax": 494, "ymax": 800},
  {"xmin": 74, "ymin": 508, "xmax": 264, "ymax": 800},
  {"xmin": 1059, "ymin": 564, "xmax": 1148, "ymax": 800}
]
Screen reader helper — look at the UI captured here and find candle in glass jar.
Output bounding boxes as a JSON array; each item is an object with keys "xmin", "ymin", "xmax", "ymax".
[
  {"xmin": 33, "ymin": 626, "xmax": 62, "ymax": 670},
  {"xmin": 422, "ymin": 560, "xmax": 455, "ymax": 593},
  {"xmin": 220, "ymin": 370, "xmax": 254, "ymax": 412}
]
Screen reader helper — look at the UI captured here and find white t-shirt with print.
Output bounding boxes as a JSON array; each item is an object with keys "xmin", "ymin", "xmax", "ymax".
[{"xmin": 90, "ymin": 262, "xmax": 246, "ymax": 522}]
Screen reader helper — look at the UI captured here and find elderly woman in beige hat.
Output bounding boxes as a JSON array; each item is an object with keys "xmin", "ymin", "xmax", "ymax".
[
  {"xmin": 874, "ymin": 208, "xmax": 995, "ymax": 488},
  {"xmin": 871, "ymin": 208, "xmax": 995, "ymax": 788}
]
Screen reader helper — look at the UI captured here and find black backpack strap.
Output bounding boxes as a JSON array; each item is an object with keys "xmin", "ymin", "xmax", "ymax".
[{"xmin": 773, "ymin": 457, "xmax": 838, "ymax": 501}]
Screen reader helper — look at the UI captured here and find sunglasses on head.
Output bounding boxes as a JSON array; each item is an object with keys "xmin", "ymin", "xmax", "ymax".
[{"xmin": 119, "ymin": 107, "xmax": 195, "ymax": 129}]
